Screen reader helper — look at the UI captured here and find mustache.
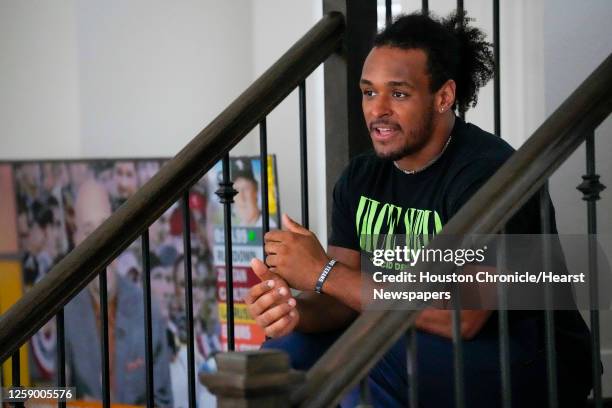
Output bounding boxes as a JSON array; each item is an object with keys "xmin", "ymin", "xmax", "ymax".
[{"xmin": 369, "ymin": 119, "xmax": 401, "ymax": 131}]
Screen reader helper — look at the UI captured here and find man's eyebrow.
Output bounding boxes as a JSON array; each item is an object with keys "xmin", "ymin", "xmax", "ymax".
[
  {"xmin": 359, "ymin": 79, "xmax": 415, "ymax": 88},
  {"xmin": 387, "ymin": 80, "xmax": 415, "ymax": 88}
]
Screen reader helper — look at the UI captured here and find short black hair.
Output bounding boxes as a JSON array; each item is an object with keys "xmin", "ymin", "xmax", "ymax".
[{"xmin": 374, "ymin": 11, "xmax": 494, "ymax": 113}]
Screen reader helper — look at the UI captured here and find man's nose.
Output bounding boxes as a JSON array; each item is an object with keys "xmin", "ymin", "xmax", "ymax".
[{"xmin": 370, "ymin": 95, "xmax": 392, "ymax": 118}]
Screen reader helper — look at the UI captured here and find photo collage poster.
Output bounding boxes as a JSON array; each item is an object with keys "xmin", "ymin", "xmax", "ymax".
[{"xmin": 0, "ymin": 155, "xmax": 280, "ymax": 406}]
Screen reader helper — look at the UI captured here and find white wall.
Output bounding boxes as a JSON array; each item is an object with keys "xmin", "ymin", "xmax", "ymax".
[
  {"xmin": 75, "ymin": 0, "xmax": 254, "ymax": 158},
  {"xmin": 0, "ymin": 0, "xmax": 254, "ymax": 160},
  {"xmin": 0, "ymin": 0, "xmax": 81, "ymax": 158}
]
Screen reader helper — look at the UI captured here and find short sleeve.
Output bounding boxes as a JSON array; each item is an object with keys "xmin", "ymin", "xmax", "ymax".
[{"xmin": 328, "ymin": 167, "xmax": 360, "ymax": 251}]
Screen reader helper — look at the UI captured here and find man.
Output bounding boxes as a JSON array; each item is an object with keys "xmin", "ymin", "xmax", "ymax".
[
  {"xmin": 64, "ymin": 179, "xmax": 173, "ymax": 406},
  {"xmin": 245, "ymin": 12, "xmax": 593, "ymax": 407},
  {"xmin": 111, "ymin": 161, "xmax": 138, "ymax": 210},
  {"xmin": 231, "ymin": 159, "xmax": 264, "ymax": 227}
]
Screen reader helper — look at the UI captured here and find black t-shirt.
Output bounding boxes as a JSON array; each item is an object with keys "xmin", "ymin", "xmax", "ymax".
[{"xmin": 328, "ymin": 116, "xmax": 592, "ymax": 374}]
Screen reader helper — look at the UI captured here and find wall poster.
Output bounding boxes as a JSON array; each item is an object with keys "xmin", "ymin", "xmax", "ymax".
[{"xmin": 0, "ymin": 156, "xmax": 280, "ymax": 407}]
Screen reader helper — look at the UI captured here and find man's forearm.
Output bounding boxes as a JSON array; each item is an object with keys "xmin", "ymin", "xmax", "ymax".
[{"xmin": 316, "ymin": 261, "xmax": 364, "ymax": 311}]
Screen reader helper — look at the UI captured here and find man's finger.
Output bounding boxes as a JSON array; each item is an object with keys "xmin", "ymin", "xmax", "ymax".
[
  {"xmin": 265, "ymin": 254, "xmax": 280, "ymax": 268},
  {"xmin": 249, "ymin": 286, "xmax": 291, "ymax": 317},
  {"xmin": 265, "ymin": 309, "xmax": 298, "ymax": 338},
  {"xmin": 244, "ymin": 279, "xmax": 275, "ymax": 305},
  {"xmin": 256, "ymin": 298, "xmax": 296, "ymax": 327},
  {"xmin": 282, "ymin": 213, "xmax": 309, "ymax": 235},
  {"xmin": 264, "ymin": 230, "xmax": 292, "ymax": 243},
  {"xmin": 264, "ymin": 241, "xmax": 285, "ymax": 255},
  {"xmin": 250, "ymin": 258, "xmax": 274, "ymax": 281}
]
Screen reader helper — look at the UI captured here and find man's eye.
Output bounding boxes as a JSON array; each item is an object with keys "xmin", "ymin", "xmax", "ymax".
[
  {"xmin": 362, "ymin": 89, "xmax": 376, "ymax": 97},
  {"xmin": 392, "ymin": 91, "xmax": 408, "ymax": 98}
]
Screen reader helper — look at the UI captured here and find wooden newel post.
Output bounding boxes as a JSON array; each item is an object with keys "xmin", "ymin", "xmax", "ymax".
[{"xmin": 200, "ymin": 349, "xmax": 305, "ymax": 407}]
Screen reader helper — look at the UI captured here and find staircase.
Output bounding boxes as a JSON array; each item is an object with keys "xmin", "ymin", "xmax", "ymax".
[{"xmin": 1, "ymin": 1, "xmax": 611, "ymax": 407}]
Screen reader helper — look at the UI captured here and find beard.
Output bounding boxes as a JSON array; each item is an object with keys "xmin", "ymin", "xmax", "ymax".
[{"xmin": 373, "ymin": 102, "xmax": 435, "ymax": 162}]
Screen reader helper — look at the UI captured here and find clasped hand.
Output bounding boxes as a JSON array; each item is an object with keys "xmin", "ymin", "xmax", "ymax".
[{"xmin": 245, "ymin": 214, "xmax": 329, "ymax": 338}]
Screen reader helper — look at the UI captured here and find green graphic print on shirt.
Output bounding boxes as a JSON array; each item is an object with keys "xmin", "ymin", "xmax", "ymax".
[{"xmin": 356, "ymin": 195, "xmax": 443, "ymax": 253}]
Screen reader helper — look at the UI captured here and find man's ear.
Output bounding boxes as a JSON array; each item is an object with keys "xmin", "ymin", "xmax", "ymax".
[{"xmin": 435, "ymin": 79, "xmax": 456, "ymax": 113}]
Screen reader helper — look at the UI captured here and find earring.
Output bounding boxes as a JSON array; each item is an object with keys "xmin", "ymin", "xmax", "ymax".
[{"xmin": 439, "ymin": 107, "xmax": 445, "ymax": 113}]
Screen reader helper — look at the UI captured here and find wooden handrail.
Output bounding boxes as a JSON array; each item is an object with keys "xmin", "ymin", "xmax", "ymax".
[
  {"xmin": 291, "ymin": 53, "xmax": 612, "ymax": 407},
  {"xmin": 0, "ymin": 12, "xmax": 345, "ymax": 363}
]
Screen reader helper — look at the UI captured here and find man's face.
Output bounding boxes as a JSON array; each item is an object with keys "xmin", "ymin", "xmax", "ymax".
[
  {"xmin": 233, "ymin": 177, "xmax": 259, "ymax": 224},
  {"xmin": 151, "ymin": 265, "xmax": 174, "ymax": 319},
  {"xmin": 360, "ymin": 47, "xmax": 436, "ymax": 161},
  {"xmin": 113, "ymin": 162, "xmax": 138, "ymax": 199}
]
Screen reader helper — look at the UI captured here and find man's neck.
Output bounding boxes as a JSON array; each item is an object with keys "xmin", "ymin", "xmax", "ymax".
[
  {"xmin": 88, "ymin": 283, "xmax": 118, "ymax": 305},
  {"xmin": 241, "ymin": 210, "xmax": 261, "ymax": 225},
  {"xmin": 394, "ymin": 112, "xmax": 456, "ymax": 172}
]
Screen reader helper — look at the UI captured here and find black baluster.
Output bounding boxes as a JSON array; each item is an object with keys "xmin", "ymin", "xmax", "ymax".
[
  {"xmin": 540, "ymin": 184, "xmax": 558, "ymax": 408},
  {"xmin": 408, "ymin": 328, "xmax": 418, "ymax": 408},
  {"xmin": 182, "ymin": 193, "xmax": 197, "ymax": 408},
  {"xmin": 99, "ymin": 269, "xmax": 111, "ymax": 408},
  {"xmin": 11, "ymin": 350, "xmax": 22, "ymax": 408},
  {"xmin": 216, "ymin": 155, "xmax": 238, "ymax": 351},
  {"xmin": 422, "ymin": 0, "xmax": 429, "ymax": 15},
  {"xmin": 577, "ymin": 132, "xmax": 605, "ymax": 408},
  {"xmin": 493, "ymin": 0, "xmax": 501, "ymax": 137},
  {"xmin": 141, "ymin": 230, "xmax": 154, "ymax": 408},
  {"xmin": 260, "ymin": 119, "xmax": 270, "ymax": 235},
  {"xmin": 358, "ymin": 377, "xmax": 372, "ymax": 407},
  {"xmin": 456, "ymin": 0, "xmax": 466, "ymax": 119},
  {"xmin": 57, "ymin": 309, "xmax": 66, "ymax": 408},
  {"xmin": 11, "ymin": 350, "xmax": 19, "ymax": 386},
  {"xmin": 452, "ymin": 285, "xmax": 465, "ymax": 408},
  {"xmin": 496, "ymin": 232, "xmax": 512, "ymax": 408},
  {"xmin": 299, "ymin": 81, "xmax": 309, "ymax": 229},
  {"xmin": 385, "ymin": 0, "xmax": 392, "ymax": 26}
]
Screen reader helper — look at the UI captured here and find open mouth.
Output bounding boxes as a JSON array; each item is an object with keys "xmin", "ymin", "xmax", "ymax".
[{"xmin": 371, "ymin": 126, "xmax": 400, "ymax": 141}]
